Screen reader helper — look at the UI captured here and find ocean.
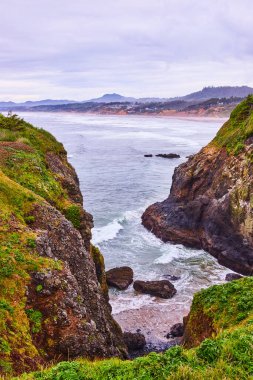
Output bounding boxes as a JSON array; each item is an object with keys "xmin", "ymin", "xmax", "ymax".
[{"xmin": 16, "ymin": 112, "xmax": 231, "ymax": 346}]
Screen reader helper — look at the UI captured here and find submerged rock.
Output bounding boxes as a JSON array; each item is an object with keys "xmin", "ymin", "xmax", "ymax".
[
  {"xmin": 133, "ymin": 280, "xmax": 176, "ymax": 298},
  {"xmin": 163, "ymin": 274, "xmax": 180, "ymax": 281},
  {"xmin": 106, "ymin": 266, "xmax": 133, "ymax": 290},
  {"xmin": 123, "ymin": 332, "xmax": 146, "ymax": 351},
  {"xmin": 156, "ymin": 153, "xmax": 180, "ymax": 159},
  {"xmin": 167, "ymin": 323, "xmax": 184, "ymax": 338},
  {"xmin": 225, "ymin": 273, "xmax": 243, "ymax": 281},
  {"xmin": 142, "ymin": 97, "xmax": 253, "ymax": 275}
]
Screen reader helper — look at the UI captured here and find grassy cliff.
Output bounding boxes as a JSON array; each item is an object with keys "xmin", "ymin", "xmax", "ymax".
[
  {"xmin": 0, "ymin": 114, "xmax": 71, "ymax": 373},
  {"xmin": 0, "ymin": 114, "xmax": 124, "ymax": 376}
]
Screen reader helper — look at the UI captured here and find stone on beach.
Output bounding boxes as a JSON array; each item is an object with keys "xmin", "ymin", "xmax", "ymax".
[
  {"xmin": 133, "ymin": 280, "xmax": 176, "ymax": 299},
  {"xmin": 106, "ymin": 266, "xmax": 133, "ymax": 290},
  {"xmin": 166, "ymin": 323, "xmax": 184, "ymax": 338},
  {"xmin": 123, "ymin": 332, "xmax": 146, "ymax": 351}
]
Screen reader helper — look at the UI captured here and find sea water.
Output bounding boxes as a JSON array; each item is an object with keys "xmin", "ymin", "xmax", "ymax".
[{"xmin": 16, "ymin": 112, "xmax": 231, "ymax": 345}]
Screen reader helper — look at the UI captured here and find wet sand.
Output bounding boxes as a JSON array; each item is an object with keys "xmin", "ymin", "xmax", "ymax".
[{"xmin": 113, "ymin": 302, "xmax": 189, "ymax": 347}]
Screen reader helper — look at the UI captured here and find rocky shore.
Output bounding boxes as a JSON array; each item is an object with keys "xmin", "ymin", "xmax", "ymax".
[{"xmin": 142, "ymin": 96, "xmax": 253, "ymax": 275}]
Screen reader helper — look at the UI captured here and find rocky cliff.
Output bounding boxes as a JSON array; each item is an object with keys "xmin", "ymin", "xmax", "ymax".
[
  {"xmin": 0, "ymin": 114, "xmax": 126, "ymax": 376},
  {"xmin": 142, "ymin": 96, "xmax": 253, "ymax": 275}
]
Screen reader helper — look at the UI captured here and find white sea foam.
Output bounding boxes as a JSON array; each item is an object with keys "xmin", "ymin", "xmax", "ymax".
[
  {"xmin": 92, "ymin": 208, "xmax": 141, "ymax": 244},
  {"xmin": 92, "ymin": 219, "xmax": 123, "ymax": 244},
  {"xmin": 154, "ymin": 244, "xmax": 195, "ymax": 264},
  {"xmin": 110, "ymin": 290, "xmax": 167, "ymax": 315}
]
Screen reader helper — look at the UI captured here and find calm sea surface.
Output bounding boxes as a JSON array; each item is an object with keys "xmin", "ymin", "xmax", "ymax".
[{"xmin": 16, "ymin": 112, "xmax": 230, "ymax": 344}]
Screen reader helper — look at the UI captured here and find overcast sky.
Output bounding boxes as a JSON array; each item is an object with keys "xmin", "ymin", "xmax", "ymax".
[{"xmin": 0, "ymin": 0, "xmax": 253, "ymax": 101}]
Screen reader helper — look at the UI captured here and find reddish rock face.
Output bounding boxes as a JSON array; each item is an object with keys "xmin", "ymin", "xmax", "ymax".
[
  {"xmin": 142, "ymin": 142, "xmax": 253, "ymax": 275},
  {"xmin": 27, "ymin": 202, "xmax": 127, "ymax": 361}
]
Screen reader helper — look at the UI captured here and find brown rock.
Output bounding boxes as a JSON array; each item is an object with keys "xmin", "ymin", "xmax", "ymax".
[
  {"xmin": 133, "ymin": 280, "xmax": 176, "ymax": 298},
  {"xmin": 167, "ymin": 323, "xmax": 184, "ymax": 338},
  {"xmin": 156, "ymin": 153, "xmax": 180, "ymax": 159},
  {"xmin": 27, "ymin": 202, "xmax": 127, "ymax": 361},
  {"xmin": 123, "ymin": 332, "xmax": 146, "ymax": 351},
  {"xmin": 225, "ymin": 273, "xmax": 243, "ymax": 281},
  {"xmin": 106, "ymin": 266, "xmax": 133, "ymax": 290}
]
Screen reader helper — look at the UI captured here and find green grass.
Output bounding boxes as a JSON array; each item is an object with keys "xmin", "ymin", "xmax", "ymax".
[
  {"xmin": 187, "ymin": 277, "xmax": 253, "ymax": 332},
  {"xmin": 3, "ymin": 149, "xmax": 65, "ymax": 207},
  {"xmin": 211, "ymin": 94, "xmax": 253, "ymax": 154},
  {"xmin": 64, "ymin": 205, "xmax": 81, "ymax": 229},
  {"xmin": 0, "ymin": 114, "xmax": 65, "ymax": 155},
  {"xmin": 15, "ymin": 322, "xmax": 253, "ymax": 380}
]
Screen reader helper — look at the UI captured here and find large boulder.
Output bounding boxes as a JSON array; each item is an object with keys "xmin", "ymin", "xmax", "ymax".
[
  {"xmin": 106, "ymin": 266, "xmax": 133, "ymax": 290},
  {"xmin": 133, "ymin": 280, "xmax": 176, "ymax": 299},
  {"xmin": 123, "ymin": 332, "xmax": 146, "ymax": 351}
]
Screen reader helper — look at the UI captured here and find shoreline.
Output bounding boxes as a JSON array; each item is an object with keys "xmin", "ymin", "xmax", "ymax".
[
  {"xmin": 113, "ymin": 302, "xmax": 189, "ymax": 347},
  {"xmin": 4, "ymin": 109, "xmax": 229, "ymax": 121}
]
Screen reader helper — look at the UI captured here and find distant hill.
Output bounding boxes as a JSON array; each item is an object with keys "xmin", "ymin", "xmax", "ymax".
[
  {"xmin": 180, "ymin": 86, "xmax": 253, "ymax": 101},
  {"xmin": 86, "ymin": 93, "xmax": 136, "ymax": 103},
  {"xmin": 0, "ymin": 99, "xmax": 75, "ymax": 109},
  {"xmin": 85, "ymin": 87, "xmax": 253, "ymax": 103}
]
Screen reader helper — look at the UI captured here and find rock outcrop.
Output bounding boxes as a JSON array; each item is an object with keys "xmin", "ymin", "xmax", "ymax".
[
  {"xmin": 0, "ymin": 114, "xmax": 126, "ymax": 376},
  {"xmin": 142, "ymin": 96, "xmax": 253, "ymax": 275}
]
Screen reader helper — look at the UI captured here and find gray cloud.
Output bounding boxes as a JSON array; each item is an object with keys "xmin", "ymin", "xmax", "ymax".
[{"xmin": 0, "ymin": 0, "xmax": 253, "ymax": 100}]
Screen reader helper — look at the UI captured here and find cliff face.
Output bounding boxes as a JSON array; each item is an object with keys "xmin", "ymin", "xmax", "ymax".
[
  {"xmin": 0, "ymin": 114, "xmax": 126, "ymax": 376},
  {"xmin": 142, "ymin": 96, "xmax": 253, "ymax": 275}
]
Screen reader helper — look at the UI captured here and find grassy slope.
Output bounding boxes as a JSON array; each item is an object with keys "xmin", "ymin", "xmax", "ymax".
[
  {"xmin": 16, "ymin": 277, "xmax": 253, "ymax": 380},
  {"xmin": 0, "ymin": 114, "xmax": 88, "ymax": 374},
  {"xmin": 211, "ymin": 94, "xmax": 253, "ymax": 155}
]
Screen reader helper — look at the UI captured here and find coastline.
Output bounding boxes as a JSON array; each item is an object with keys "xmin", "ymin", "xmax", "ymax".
[{"xmin": 11, "ymin": 109, "xmax": 228, "ymax": 122}]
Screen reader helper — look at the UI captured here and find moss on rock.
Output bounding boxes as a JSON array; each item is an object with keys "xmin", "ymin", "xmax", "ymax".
[{"xmin": 91, "ymin": 245, "xmax": 108, "ymax": 299}]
